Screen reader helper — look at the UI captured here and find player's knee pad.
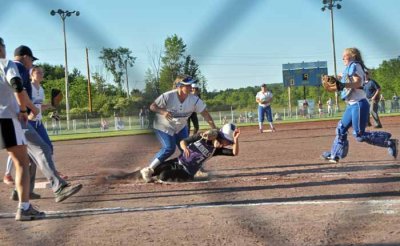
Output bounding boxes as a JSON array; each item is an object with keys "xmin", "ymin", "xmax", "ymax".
[
  {"xmin": 335, "ymin": 121, "xmax": 348, "ymax": 141},
  {"xmin": 355, "ymin": 131, "xmax": 392, "ymax": 148},
  {"xmin": 330, "ymin": 135, "xmax": 349, "ymax": 159}
]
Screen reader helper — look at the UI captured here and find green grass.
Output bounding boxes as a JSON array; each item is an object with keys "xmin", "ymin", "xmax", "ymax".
[
  {"xmin": 50, "ymin": 129, "xmax": 152, "ymax": 141},
  {"xmin": 49, "ymin": 112, "xmax": 400, "ymax": 142}
]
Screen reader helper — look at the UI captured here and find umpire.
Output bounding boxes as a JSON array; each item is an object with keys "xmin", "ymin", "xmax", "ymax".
[{"xmin": 364, "ymin": 71, "xmax": 382, "ymax": 128}]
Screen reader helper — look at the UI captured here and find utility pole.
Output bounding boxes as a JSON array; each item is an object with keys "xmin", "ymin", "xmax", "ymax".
[{"xmin": 86, "ymin": 47, "xmax": 92, "ymax": 112}]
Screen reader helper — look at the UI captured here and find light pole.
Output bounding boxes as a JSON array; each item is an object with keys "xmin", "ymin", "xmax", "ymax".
[
  {"xmin": 322, "ymin": 0, "xmax": 341, "ymax": 111},
  {"xmin": 50, "ymin": 9, "xmax": 80, "ymax": 130}
]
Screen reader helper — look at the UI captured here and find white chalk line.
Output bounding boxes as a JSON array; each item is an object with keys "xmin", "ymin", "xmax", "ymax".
[{"xmin": 1, "ymin": 199, "xmax": 399, "ymax": 219}]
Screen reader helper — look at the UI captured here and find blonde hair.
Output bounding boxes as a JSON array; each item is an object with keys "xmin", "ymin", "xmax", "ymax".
[{"xmin": 344, "ymin": 47, "xmax": 368, "ymax": 71}]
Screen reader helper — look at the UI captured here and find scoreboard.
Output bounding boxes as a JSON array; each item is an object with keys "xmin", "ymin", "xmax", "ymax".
[{"xmin": 282, "ymin": 61, "xmax": 328, "ymax": 87}]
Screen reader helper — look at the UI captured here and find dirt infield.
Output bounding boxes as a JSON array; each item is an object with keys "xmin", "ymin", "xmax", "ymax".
[{"xmin": 1, "ymin": 116, "xmax": 400, "ymax": 245}]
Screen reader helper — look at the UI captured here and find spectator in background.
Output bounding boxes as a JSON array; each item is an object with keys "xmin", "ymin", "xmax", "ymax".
[
  {"xmin": 139, "ymin": 107, "xmax": 146, "ymax": 129},
  {"xmin": 364, "ymin": 71, "xmax": 382, "ymax": 128},
  {"xmin": 50, "ymin": 111, "xmax": 60, "ymax": 135},
  {"xmin": 187, "ymin": 83, "xmax": 201, "ymax": 135},
  {"xmin": 327, "ymin": 97, "xmax": 334, "ymax": 117},
  {"xmin": 302, "ymin": 99, "xmax": 309, "ymax": 118},
  {"xmin": 318, "ymin": 99, "xmax": 323, "ymax": 118},
  {"xmin": 379, "ymin": 94, "xmax": 385, "ymax": 114},
  {"xmin": 392, "ymin": 93, "xmax": 399, "ymax": 113}
]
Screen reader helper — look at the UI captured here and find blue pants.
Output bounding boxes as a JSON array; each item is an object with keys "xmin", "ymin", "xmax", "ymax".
[
  {"xmin": 154, "ymin": 126, "xmax": 189, "ymax": 162},
  {"xmin": 258, "ymin": 105, "xmax": 273, "ymax": 123},
  {"xmin": 341, "ymin": 99, "xmax": 369, "ymax": 136},
  {"xmin": 327, "ymin": 99, "xmax": 392, "ymax": 160}
]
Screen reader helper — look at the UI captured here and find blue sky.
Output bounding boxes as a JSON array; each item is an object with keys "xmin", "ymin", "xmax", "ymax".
[{"xmin": 2, "ymin": 0, "xmax": 400, "ymax": 92}]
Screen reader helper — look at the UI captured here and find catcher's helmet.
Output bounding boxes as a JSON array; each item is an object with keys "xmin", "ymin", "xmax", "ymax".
[{"xmin": 218, "ymin": 123, "xmax": 236, "ymax": 144}]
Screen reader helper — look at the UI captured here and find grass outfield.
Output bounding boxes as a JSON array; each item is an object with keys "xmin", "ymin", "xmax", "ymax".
[{"xmin": 49, "ymin": 113, "xmax": 399, "ymax": 142}]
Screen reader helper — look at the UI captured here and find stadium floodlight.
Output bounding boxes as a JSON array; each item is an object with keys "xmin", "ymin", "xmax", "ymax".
[
  {"xmin": 50, "ymin": 9, "xmax": 80, "ymax": 130},
  {"xmin": 321, "ymin": 0, "xmax": 342, "ymax": 111}
]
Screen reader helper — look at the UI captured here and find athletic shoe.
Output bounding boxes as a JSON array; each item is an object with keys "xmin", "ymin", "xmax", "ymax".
[
  {"xmin": 194, "ymin": 170, "xmax": 209, "ymax": 178},
  {"xmin": 388, "ymin": 139, "xmax": 398, "ymax": 159},
  {"xmin": 54, "ymin": 183, "xmax": 83, "ymax": 203},
  {"xmin": 259, "ymin": 129, "xmax": 263, "ymax": 133},
  {"xmin": 10, "ymin": 190, "xmax": 42, "ymax": 201},
  {"xmin": 320, "ymin": 152, "xmax": 339, "ymax": 163},
  {"xmin": 3, "ymin": 174, "xmax": 14, "ymax": 185},
  {"xmin": 320, "ymin": 151, "xmax": 331, "ymax": 160},
  {"xmin": 15, "ymin": 204, "xmax": 45, "ymax": 221},
  {"xmin": 329, "ymin": 157, "xmax": 339, "ymax": 163},
  {"xmin": 140, "ymin": 167, "xmax": 154, "ymax": 183},
  {"xmin": 271, "ymin": 127, "xmax": 276, "ymax": 132}
]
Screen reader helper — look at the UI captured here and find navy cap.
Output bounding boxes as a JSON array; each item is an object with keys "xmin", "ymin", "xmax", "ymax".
[{"xmin": 14, "ymin": 45, "xmax": 38, "ymax": 61}]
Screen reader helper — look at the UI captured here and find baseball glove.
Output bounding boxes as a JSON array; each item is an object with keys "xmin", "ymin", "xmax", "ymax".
[
  {"xmin": 321, "ymin": 75, "xmax": 345, "ymax": 92},
  {"xmin": 51, "ymin": 89, "xmax": 63, "ymax": 107}
]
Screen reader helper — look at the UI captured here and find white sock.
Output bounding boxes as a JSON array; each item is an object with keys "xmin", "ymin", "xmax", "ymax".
[
  {"xmin": 269, "ymin": 122, "xmax": 274, "ymax": 128},
  {"xmin": 19, "ymin": 202, "xmax": 30, "ymax": 210},
  {"xmin": 258, "ymin": 122, "xmax": 263, "ymax": 129},
  {"xmin": 149, "ymin": 158, "xmax": 161, "ymax": 169}
]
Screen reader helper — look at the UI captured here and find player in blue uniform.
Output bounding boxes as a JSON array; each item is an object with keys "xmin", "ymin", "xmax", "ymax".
[{"xmin": 321, "ymin": 47, "xmax": 398, "ymax": 163}]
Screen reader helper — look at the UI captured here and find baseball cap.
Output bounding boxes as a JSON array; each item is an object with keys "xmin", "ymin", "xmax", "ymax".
[
  {"xmin": 0, "ymin": 37, "xmax": 4, "ymax": 47},
  {"xmin": 14, "ymin": 45, "xmax": 38, "ymax": 61},
  {"xmin": 218, "ymin": 123, "xmax": 236, "ymax": 144},
  {"xmin": 261, "ymin": 83, "xmax": 267, "ymax": 87}
]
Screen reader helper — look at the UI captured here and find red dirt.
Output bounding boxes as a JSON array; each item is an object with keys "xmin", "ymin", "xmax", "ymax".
[{"xmin": 1, "ymin": 116, "xmax": 400, "ymax": 245}]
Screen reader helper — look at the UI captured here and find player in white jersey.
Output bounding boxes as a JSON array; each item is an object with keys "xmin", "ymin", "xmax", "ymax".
[
  {"xmin": 141, "ymin": 75, "xmax": 217, "ymax": 182},
  {"xmin": 256, "ymin": 83, "xmax": 276, "ymax": 133},
  {"xmin": 0, "ymin": 37, "xmax": 45, "ymax": 221}
]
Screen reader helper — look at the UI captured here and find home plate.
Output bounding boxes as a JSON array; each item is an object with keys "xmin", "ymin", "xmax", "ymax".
[
  {"xmin": 263, "ymin": 129, "xmax": 273, "ymax": 133},
  {"xmin": 35, "ymin": 181, "xmax": 51, "ymax": 189}
]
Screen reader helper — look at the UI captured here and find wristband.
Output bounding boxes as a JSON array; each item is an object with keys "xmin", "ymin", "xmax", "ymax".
[{"xmin": 20, "ymin": 109, "xmax": 27, "ymax": 113}]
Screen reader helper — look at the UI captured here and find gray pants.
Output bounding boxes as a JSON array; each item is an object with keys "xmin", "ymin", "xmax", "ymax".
[
  {"xmin": 24, "ymin": 123, "xmax": 67, "ymax": 193},
  {"xmin": 369, "ymin": 99, "xmax": 382, "ymax": 127}
]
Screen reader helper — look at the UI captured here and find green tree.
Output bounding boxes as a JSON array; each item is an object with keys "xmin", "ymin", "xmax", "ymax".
[
  {"xmin": 99, "ymin": 47, "xmax": 136, "ymax": 96},
  {"xmin": 159, "ymin": 34, "xmax": 186, "ymax": 92}
]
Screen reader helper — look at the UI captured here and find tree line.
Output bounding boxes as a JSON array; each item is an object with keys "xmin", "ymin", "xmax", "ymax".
[{"xmin": 38, "ymin": 35, "xmax": 400, "ymax": 118}]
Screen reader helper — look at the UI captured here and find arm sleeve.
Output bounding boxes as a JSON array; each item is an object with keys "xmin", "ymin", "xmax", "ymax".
[
  {"xmin": 182, "ymin": 133, "xmax": 202, "ymax": 145},
  {"xmin": 154, "ymin": 93, "xmax": 167, "ymax": 108},
  {"xmin": 213, "ymin": 147, "xmax": 234, "ymax": 156}
]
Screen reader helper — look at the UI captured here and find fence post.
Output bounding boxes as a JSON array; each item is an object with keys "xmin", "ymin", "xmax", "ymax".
[{"xmin": 72, "ymin": 119, "xmax": 76, "ymax": 132}]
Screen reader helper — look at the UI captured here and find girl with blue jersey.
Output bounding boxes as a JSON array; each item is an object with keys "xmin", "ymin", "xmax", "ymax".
[
  {"xmin": 321, "ymin": 48, "xmax": 398, "ymax": 162},
  {"xmin": 141, "ymin": 75, "xmax": 216, "ymax": 182}
]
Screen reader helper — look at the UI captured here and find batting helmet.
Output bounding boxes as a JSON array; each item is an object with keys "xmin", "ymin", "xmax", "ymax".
[{"xmin": 218, "ymin": 123, "xmax": 236, "ymax": 144}]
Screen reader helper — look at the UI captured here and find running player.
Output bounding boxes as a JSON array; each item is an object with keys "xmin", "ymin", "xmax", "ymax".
[
  {"xmin": 321, "ymin": 47, "xmax": 398, "ymax": 163},
  {"xmin": 141, "ymin": 75, "xmax": 216, "ymax": 182}
]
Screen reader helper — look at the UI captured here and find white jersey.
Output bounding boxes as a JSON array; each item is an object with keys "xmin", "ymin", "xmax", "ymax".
[
  {"xmin": 153, "ymin": 89, "xmax": 206, "ymax": 136},
  {"xmin": 31, "ymin": 83, "xmax": 45, "ymax": 121},
  {"xmin": 256, "ymin": 90, "xmax": 273, "ymax": 107},
  {"xmin": 0, "ymin": 59, "xmax": 21, "ymax": 119}
]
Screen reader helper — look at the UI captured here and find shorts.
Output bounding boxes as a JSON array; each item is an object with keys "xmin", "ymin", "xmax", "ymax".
[{"xmin": 0, "ymin": 118, "xmax": 26, "ymax": 149}]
